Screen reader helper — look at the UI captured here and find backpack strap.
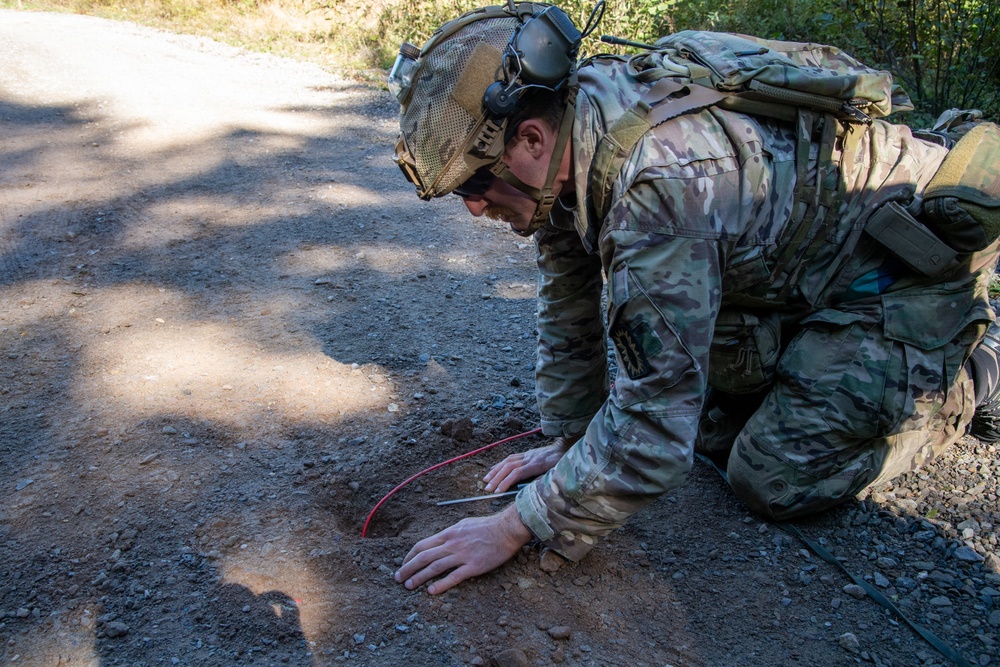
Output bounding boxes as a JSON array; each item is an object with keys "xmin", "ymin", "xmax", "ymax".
[
  {"xmin": 586, "ymin": 75, "xmax": 872, "ymax": 226},
  {"xmin": 587, "ymin": 78, "xmax": 728, "ymax": 224},
  {"xmin": 773, "ymin": 111, "xmax": 846, "ymax": 302}
]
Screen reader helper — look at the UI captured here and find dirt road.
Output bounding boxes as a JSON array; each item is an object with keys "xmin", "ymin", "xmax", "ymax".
[{"xmin": 2, "ymin": 9, "xmax": 999, "ymax": 667}]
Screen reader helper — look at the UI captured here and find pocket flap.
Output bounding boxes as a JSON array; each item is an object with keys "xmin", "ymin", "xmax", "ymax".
[
  {"xmin": 882, "ymin": 287, "xmax": 992, "ymax": 349},
  {"xmin": 799, "ymin": 309, "xmax": 868, "ymax": 328}
]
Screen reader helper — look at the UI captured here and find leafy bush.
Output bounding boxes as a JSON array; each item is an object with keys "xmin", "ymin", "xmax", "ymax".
[
  {"xmin": 628, "ymin": 0, "xmax": 999, "ymax": 119},
  {"xmin": 844, "ymin": 0, "xmax": 1000, "ymax": 119},
  {"xmin": 368, "ymin": 0, "xmax": 666, "ymax": 67}
]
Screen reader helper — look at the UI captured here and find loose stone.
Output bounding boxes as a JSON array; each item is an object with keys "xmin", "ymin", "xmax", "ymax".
[
  {"xmin": 954, "ymin": 546, "xmax": 984, "ymax": 562},
  {"xmin": 490, "ymin": 648, "xmax": 528, "ymax": 667},
  {"xmin": 843, "ymin": 584, "xmax": 867, "ymax": 599},
  {"xmin": 104, "ymin": 621, "xmax": 130, "ymax": 638},
  {"xmin": 539, "ymin": 549, "xmax": 566, "ymax": 574},
  {"xmin": 838, "ymin": 632, "xmax": 860, "ymax": 653}
]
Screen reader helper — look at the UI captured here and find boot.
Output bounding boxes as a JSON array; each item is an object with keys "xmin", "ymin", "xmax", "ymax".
[
  {"xmin": 695, "ymin": 389, "xmax": 766, "ymax": 463},
  {"xmin": 969, "ymin": 299, "xmax": 1000, "ymax": 443}
]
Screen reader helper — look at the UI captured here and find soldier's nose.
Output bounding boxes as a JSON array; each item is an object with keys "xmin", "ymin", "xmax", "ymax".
[{"xmin": 462, "ymin": 197, "xmax": 489, "ymax": 216}]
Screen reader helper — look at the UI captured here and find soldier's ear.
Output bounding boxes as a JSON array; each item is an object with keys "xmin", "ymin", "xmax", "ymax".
[{"xmin": 512, "ymin": 119, "xmax": 553, "ymax": 159}]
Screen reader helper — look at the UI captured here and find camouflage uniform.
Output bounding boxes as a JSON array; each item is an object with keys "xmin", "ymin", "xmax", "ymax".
[{"xmin": 514, "ymin": 55, "xmax": 999, "ymax": 561}]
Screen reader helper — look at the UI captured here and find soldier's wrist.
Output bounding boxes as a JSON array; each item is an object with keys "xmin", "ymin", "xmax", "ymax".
[{"xmin": 555, "ymin": 433, "xmax": 583, "ymax": 451}]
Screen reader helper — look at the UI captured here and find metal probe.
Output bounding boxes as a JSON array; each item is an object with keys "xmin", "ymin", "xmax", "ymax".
[{"xmin": 435, "ymin": 483, "xmax": 529, "ymax": 506}]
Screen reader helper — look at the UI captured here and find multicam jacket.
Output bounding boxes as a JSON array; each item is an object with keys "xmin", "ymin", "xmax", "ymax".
[{"xmin": 514, "ymin": 54, "xmax": 952, "ymax": 560}]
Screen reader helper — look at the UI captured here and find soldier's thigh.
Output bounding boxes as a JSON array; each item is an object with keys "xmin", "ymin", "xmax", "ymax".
[{"xmin": 725, "ymin": 304, "xmax": 975, "ymax": 521}]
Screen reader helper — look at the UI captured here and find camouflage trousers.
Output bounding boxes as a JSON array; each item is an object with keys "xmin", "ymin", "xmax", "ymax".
[{"xmin": 697, "ymin": 245, "xmax": 999, "ymax": 521}]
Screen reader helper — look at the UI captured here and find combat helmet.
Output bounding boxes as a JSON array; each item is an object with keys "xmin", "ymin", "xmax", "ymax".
[{"xmin": 390, "ymin": 1, "xmax": 603, "ymax": 236}]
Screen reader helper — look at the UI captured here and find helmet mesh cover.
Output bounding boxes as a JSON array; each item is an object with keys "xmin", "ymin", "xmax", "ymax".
[{"xmin": 400, "ymin": 16, "xmax": 519, "ymax": 196}]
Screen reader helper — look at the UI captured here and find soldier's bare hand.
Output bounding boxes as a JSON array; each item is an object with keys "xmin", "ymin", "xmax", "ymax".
[
  {"xmin": 483, "ymin": 435, "xmax": 580, "ymax": 493},
  {"xmin": 395, "ymin": 504, "xmax": 531, "ymax": 595}
]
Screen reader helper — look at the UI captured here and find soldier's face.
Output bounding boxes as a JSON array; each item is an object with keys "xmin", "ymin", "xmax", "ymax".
[
  {"xmin": 458, "ymin": 136, "xmax": 551, "ymax": 233},
  {"xmin": 458, "ymin": 176, "xmax": 539, "ymax": 233}
]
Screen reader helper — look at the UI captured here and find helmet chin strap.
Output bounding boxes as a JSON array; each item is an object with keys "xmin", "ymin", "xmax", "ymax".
[{"xmin": 490, "ymin": 78, "xmax": 578, "ymax": 237}]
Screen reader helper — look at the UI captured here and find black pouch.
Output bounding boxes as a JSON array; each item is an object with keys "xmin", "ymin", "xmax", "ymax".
[{"xmin": 922, "ymin": 122, "xmax": 1000, "ymax": 253}]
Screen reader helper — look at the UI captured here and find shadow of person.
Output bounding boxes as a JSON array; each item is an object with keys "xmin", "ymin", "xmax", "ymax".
[{"xmin": 93, "ymin": 581, "xmax": 313, "ymax": 665}]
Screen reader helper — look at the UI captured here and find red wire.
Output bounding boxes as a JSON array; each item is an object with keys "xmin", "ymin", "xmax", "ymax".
[{"xmin": 360, "ymin": 427, "xmax": 543, "ymax": 537}]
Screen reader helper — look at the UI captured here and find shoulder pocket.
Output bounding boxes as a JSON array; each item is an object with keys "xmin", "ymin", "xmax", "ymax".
[{"xmin": 608, "ymin": 263, "xmax": 700, "ymax": 408}]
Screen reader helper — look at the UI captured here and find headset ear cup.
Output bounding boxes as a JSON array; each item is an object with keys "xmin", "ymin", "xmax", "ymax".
[{"xmin": 484, "ymin": 81, "xmax": 520, "ymax": 116}]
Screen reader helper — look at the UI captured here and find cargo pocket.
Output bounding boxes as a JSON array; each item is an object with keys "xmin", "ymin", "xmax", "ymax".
[
  {"xmin": 882, "ymin": 285, "xmax": 992, "ymax": 350},
  {"xmin": 882, "ymin": 285, "xmax": 992, "ymax": 431},
  {"xmin": 803, "ymin": 286, "xmax": 990, "ymax": 443},
  {"xmin": 775, "ymin": 307, "xmax": 894, "ymax": 442},
  {"xmin": 708, "ymin": 308, "xmax": 781, "ymax": 395},
  {"xmin": 607, "ymin": 263, "xmax": 699, "ymax": 409}
]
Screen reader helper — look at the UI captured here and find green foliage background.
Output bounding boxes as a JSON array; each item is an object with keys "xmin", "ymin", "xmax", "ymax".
[
  {"xmin": 3, "ymin": 0, "xmax": 997, "ymax": 118},
  {"xmin": 373, "ymin": 0, "xmax": 999, "ymax": 121}
]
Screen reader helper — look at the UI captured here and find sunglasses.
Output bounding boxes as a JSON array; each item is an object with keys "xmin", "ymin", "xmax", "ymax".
[{"xmin": 452, "ymin": 167, "xmax": 495, "ymax": 198}]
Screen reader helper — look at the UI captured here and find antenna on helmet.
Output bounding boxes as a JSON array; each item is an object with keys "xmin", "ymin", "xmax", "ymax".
[{"xmin": 581, "ymin": 1, "xmax": 606, "ymax": 39}]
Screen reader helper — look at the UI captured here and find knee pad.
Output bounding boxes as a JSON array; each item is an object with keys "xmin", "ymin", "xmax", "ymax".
[
  {"xmin": 726, "ymin": 438, "xmax": 869, "ymax": 522},
  {"xmin": 725, "ymin": 448, "xmax": 789, "ymax": 521}
]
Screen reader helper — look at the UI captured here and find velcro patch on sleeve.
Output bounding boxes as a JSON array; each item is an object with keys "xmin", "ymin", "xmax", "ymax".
[{"xmin": 611, "ymin": 318, "xmax": 663, "ymax": 380}]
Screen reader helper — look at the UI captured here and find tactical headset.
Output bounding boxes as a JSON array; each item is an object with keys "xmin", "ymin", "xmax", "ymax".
[
  {"xmin": 482, "ymin": 4, "xmax": 583, "ymax": 115},
  {"xmin": 390, "ymin": 3, "xmax": 585, "ymax": 112}
]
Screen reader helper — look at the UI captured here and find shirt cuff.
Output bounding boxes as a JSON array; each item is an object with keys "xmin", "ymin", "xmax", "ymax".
[
  {"xmin": 515, "ymin": 483, "xmax": 555, "ymax": 541},
  {"xmin": 515, "ymin": 480, "xmax": 599, "ymax": 562},
  {"xmin": 539, "ymin": 415, "xmax": 593, "ymax": 439}
]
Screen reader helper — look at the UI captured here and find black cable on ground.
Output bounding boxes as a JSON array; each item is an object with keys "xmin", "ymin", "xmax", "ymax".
[{"xmin": 694, "ymin": 452, "xmax": 972, "ymax": 667}]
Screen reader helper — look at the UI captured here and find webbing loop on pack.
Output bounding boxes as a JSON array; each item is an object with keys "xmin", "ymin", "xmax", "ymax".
[{"xmin": 747, "ymin": 80, "xmax": 873, "ymax": 125}]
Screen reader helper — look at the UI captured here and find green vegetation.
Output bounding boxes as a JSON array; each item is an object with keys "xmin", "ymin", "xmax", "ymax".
[{"xmin": 3, "ymin": 0, "xmax": 997, "ymax": 117}]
